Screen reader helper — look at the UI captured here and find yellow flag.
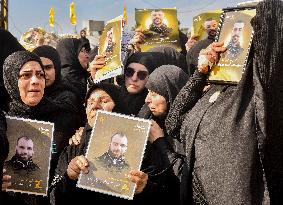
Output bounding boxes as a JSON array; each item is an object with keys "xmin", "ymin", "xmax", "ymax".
[
  {"xmin": 70, "ymin": 2, "xmax": 77, "ymax": 25},
  {"xmin": 49, "ymin": 6, "xmax": 55, "ymax": 27},
  {"xmin": 123, "ymin": 5, "xmax": 128, "ymax": 25}
]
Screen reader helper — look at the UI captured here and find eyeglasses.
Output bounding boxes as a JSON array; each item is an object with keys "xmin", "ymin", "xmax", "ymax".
[
  {"xmin": 124, "ymin": 67, "xmax": 148, "ymax": 80},
  {"xmin": 18, "ymin": 71, "xmax": 45, "ymax": 80}
]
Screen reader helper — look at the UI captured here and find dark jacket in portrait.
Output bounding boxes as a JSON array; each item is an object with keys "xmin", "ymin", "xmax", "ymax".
[
  {"xmin": 149, "ymin": 23, "xmax": 172, "ymax": 37},
  {"xmin": 96, "ymin": 151, "xmax": 129, "ymax": 173},
  {"xmin": 226, "ymin": 42, "xmax": 244, "ymax": 59}
]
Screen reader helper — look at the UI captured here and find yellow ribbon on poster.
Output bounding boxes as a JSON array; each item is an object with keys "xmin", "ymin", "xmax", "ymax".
[
  {"xmin": 49, "ymin": 6, "xmax": 55, "ymax": 27},
  {"xmin": 70, "ymin": 2, "xmax": 77, "ymax": 25}
]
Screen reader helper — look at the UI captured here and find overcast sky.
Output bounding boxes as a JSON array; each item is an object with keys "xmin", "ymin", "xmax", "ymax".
[{"xmin": 8, "ymin": 0, "xmax": 246, "ymax": 38}]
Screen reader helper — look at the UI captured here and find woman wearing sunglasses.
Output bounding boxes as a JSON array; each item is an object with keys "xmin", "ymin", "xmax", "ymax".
[{"xmin": 89, "ymin": 51, "xmax": 166, "ymax": 116}]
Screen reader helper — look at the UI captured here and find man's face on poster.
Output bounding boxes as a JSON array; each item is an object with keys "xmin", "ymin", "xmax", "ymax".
[
  {"xmin": 106, "ymin": 29, "xmax": 114, "ymax": 45},
  {"xmin": 151, "ymin": 10, "xmax": 164, "ymax": 26},
  {"xmin": 231, "ymin": 22, "xmax": 245, "ymax": 46},
  {"xmin": 16, "ymin": 137, "xmax": 34, "ymax": 161},
  {"xmin": 204, "ymin": 19, "xmax": 218, "ymax": 38},
  {"xmin": 109, "ymin": 134, "xmax": 128, "ymax": 158}
]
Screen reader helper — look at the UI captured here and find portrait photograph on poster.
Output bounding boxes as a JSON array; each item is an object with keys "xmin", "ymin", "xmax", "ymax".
[
  {"xmin": 94, "ymin": 15, "xmax": 123, "ymax": 83},
  {"xmin": 208, "ymin": 8, "xmax": 256, "ymax": 84},
  {"xmin": 77, "ymin": 110, "xmax": 151, "ymax": 200},
  {"xmin": 135, "ymin": 8, "xmax": 180, "ymax": 52},
  {"xmin": 4, "ymin": 116, "xmax": 54, "ymax": 196}
]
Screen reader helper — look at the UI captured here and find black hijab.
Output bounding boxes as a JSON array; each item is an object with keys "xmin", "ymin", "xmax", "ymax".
[
  {"xmin": 120, "ymin": 51, "xmax": 164, "ymax": 116},
  {"xmin": 139, "ymin": 65, "xmax": 188, "ymax": 128},
  {"xmin": 33, "ymin": 45, "xmax": 61, "ymax": 86},
  {"xmin": 56, "ymin": 38, "xmax": 90, "ymax": 101},
  {"xmin": 3, "ymin": 51, "xmax": 58, "ymax": 118},
  {"xmin": 86, "ymin": 83, "xmax": 127, "ymax": 115},
  {"xmin": 148, "ymin": 46, "xmax": 188, "ymax": 74}
]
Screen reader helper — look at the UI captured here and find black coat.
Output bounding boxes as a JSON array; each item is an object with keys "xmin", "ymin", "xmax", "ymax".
[{"xmin": 156, "ymin": 1, "xmax": 283, "ymax": 204}]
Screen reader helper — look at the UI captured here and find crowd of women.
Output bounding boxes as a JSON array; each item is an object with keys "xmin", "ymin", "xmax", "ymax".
[{"xmin": 0, "ymin": 0, "xmax": 283, "ymax": 204}]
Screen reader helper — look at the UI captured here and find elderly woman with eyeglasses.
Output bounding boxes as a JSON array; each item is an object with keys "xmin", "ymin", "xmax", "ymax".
[{"xmin": 2, "ymin": 50, "xmax": 83, "ymax": 204}]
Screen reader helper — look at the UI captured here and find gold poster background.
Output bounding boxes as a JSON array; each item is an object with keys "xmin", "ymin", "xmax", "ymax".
[
  {"xmin": 95, "ymin": 16, "xmax": 123, "ymax": 82},
  {"xmin": 5, "ymin": 116, "xmax": 53, "ymax": 195},
  {"xmin": 78, "ymin": 111, "xmax": 150, "ymax": 200},
  {"xmin": 135, "ymin": 8, "xmax": 180, "ymax": 51}
]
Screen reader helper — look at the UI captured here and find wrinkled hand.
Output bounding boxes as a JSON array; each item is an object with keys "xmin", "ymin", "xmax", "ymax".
[
  {"xmin": 69, "ymin": 127, "xmax": 84, "ymax": 145},
  {"xmin": 127, "ymin": 170, "xmax": 148, "ymax": 194},
  {"xmin": 198, "ymin": 41, "xmax": 227, "ymax": 74},
  {"xmin": 148, "ymin": 120, "xmax": 164, "ymax": 143},
  {"xmin": 67, "ymin": 155, "xmax": 89, "ymax": 180},
  {"xmin": 88, "ymin": 55, "xmax": 106, "ymax": 78},
  {"xmin": 2, "ymin": 169, "xmax": 11, "ymax": 191}
]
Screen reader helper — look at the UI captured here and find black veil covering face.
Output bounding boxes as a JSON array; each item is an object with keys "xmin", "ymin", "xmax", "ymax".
[{"xmin": 0, "ymin": 29, "xmax": 25, "ymax": 111}]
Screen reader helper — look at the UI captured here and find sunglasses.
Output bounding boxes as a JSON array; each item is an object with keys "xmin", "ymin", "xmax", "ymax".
[{"xmin": 124, "ymin": 67, "xmax": 148, "ymax": 80}]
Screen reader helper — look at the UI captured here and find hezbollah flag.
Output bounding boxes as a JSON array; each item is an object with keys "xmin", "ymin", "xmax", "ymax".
[
  {"xmin": 49, "ymin": 6, "xmax": 55, "ymax": 27},
  {"xmin": 123, "ymin": 5, "xmax": 128, "ymax": 25},
  {"xmin": 70, "ymin": 2, "xmax": 77, "ymax": 25}
]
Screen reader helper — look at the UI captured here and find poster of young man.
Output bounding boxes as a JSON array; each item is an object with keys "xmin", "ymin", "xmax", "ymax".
[
  {"xmin": 191, "ymin": 10, "xmax": 222, "ymax": 41},
  {"xmin": 4, "ymin": 116, "xmax": 54, "ymax": 196},
  {"xmin": 208, "ymin": 8, "xmax": 256, "ymax": 84},
  {"xmin": 77, "ymin": 110, "xmax": 151, "ymax": 200},
  {"xmin": 94, "ymin": 16, "xmax": 123, "ymax": 83},
  {"xmin": 135, "ymin": 8, "xmax": 180, "ymax": 52}
]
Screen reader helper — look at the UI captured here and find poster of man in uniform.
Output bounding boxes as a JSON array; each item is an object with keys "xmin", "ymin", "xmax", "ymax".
[
  {"xmin": 208, "ymin": 9, "xmax": 256, "ymax": 84},
  {"xmin": 94, "ymin": 16, "xmax": 123, "ymax": 83},
  {"xmin": 4, "ymin": 116, "xmax": 54, "ymax": 196},
  {"xmin": 77, "ymin": 110, "xmax": 151, "ymax": 200},
  {"xmin": 135, "ymin": 8, "xmax": 180, "ymax": 52}
]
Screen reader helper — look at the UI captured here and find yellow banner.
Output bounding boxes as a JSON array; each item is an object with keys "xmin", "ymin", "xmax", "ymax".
[
  {"xmin": 49, "ymin": 6, "xmax": 55, "ymax": 27},
  {"xmin": 123, "ymin": 5, "xmax": 128, "ymax": 25},
  {"xmin": 70, "ymin": 2, "xmax": 77, "ymax": 25}
]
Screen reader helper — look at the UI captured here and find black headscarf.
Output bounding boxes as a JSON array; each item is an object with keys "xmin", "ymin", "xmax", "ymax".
[
  {"xmin": 57, "ymin": 38, "xmax": 88, "ymax": 67},
  {"xmin": 124, "ymin": 51, "xmax": 157, "ymax": 74},
  {"xmin": 86, "ymin": 83, "xmax": 127, "ymax": 115},
  {"xmin": 56, "ymin": 38, "xmax": 90, "ymax": 101},
  {"xmin": 33, "ymin": 45, "xmax": 61, "ymax": 85},
  {"xmin": 33, "ymin": 45, "xmax": 85, "ymax": 122},
  {"xmin": 139, "ymin": 65, "xmax": 188, "ymax": 128},
  {"xmin": 146, "ymin": 65, "xmax": 188, "ymax": 109},
  {"xmin": 119, "ymin": 51, "xmax": 167, "ymax": 116},
  {"xmin": 3, "ymin": 51, "xmax": 44, "ymax": 106},
  {"xmin": 0, "ymin": 29, "xmax": 25, "ymax": 111},
  {"xmin": 148, "ymin": 46, "xmax": 188, "ymax": 74}
]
